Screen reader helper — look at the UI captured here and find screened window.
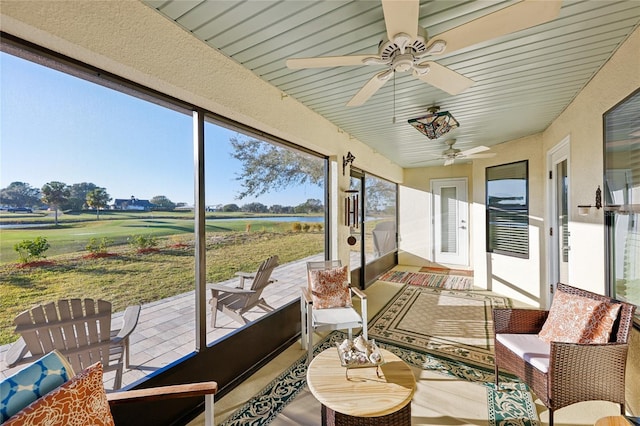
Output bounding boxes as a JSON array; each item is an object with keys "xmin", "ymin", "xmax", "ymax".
[
  {"xmin": 486, "ymin": 161, "xmax": 529, "ymax": 258},
  {"xmin": 604, "ymin": 88, "xmax": 640, "ymax": 323}
]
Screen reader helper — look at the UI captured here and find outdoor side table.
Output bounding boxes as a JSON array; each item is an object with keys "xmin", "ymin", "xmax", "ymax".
[{"xmin": 306, "ymin": 347, "xmax": 416, "ymax": 425}]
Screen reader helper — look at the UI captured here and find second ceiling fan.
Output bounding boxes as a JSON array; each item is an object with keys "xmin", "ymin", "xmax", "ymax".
[{"xmin": 286, "ymin": 0, "xmax": 562, "ymax": 106}]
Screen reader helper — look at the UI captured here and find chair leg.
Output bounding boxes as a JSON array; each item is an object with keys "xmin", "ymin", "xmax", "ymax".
[
  {"xmin": 209, "ymin": 290, "xmax": 219, "ymax": 328},
  {"xmin": 494, "ymin": 363, "xmax": 499, "ymax": 386},
  {"xmin": 307, "ymin": 303, "xmax": 313, "ymax": 364},
  {"xmin": 548, "ymin": 408, "xmax": 553, "ymax": 426},
  {"xmin": 204, "ymin": 393, "xmax": 214, "ymax": 426},
  {"xmin": 124, "ymin": 337, "xmax": 130, "ymax": 368},
  {"xmin": 114, "ymin": 365, "xmax": 123, "ymax": 390},
  {"xmin": 620, "ymin": 403, "xmax": 625, "ymax": 415}
]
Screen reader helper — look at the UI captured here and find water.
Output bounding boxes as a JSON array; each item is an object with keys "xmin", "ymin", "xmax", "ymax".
[{"xmin": 207, "ymin": 216, "xmax": 324, "ymax": 223}]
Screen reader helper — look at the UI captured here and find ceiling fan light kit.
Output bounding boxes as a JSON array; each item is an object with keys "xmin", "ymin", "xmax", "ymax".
[{"xmin": 408, "ymin": 107, "xmax": 459, "ymax": 140}]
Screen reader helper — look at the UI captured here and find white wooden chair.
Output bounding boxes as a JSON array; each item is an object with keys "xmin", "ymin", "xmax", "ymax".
[
  {"xmin": 208, "ymin": 255, "xmax": 279, "ymax": 327},
  {"xmin": 11, "ymin": 298, "xmax": 126, "ymax": 389},
  {"xmin": 110, "ymin": 304, "xmax": 141, "ymax": 368},
  {"xmin": 301, "ymin": 260, "xmax": 367, "ymax": 363}
]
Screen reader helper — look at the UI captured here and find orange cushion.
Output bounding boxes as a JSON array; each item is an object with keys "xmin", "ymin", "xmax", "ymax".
[
  {"xmin": 309, "ymin": 265, "xmax": 352, "ymax": 309},
  {"xmin": 538, "ymin": 289, "xmax": 621, "ymax": 344},
  {"xmin": 4, "ymin": 362, "xmax": 114, "ymax": 426}
]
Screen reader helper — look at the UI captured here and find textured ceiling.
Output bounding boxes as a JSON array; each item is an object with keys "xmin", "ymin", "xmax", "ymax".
[{"xmin": 143, "ymin": 0, "xmax": 640, "ymax": 168}]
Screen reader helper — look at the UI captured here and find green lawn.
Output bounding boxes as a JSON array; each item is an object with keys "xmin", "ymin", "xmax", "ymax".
[
  {"xmin": 0, "ymin": 211, "xmax": 320, "ymax": 263},
  {"xmin": 0, "ymin": 212, "xmax": 324, "ymax": 345}
]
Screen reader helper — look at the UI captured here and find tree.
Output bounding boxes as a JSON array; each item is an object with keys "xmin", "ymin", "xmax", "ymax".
[
  {"xmin": 150, "ymin": 195, "xmax": 176, "ymax": 211},
  {"xmin": 364, "ymin": 177, "xmax": 396, "ymax": 214},
  {"xmin": 269, "ymin": 204, "xmax": 293, "ymax": 214},
  {"xmin": 0, "ymin": 182, "xmax": 41, "ymax": 208},
  {"xmin": 222, "ymin": 203, "xmax": 240, "ymax": 212},
  {"xmin": 67, "ymin": 182, "xmax": 98, "ymax": 211},
  {"xmin": 230, "ymin": 136, "xmax": 323, "ymax": 199},
  {"xmin": 294, "ymin": 198, "xmax": 323, "ymax": 214},
  {"xmin": 41, "ymin": 181, "xmax": 70, "ymax": 225},
  {"xmin": 242, "ymin": 202, "xmax": 268, "ymax": 213},
  {"xmin": 86, "ymin": 187, "xmax": 112, "ymax": 219}
]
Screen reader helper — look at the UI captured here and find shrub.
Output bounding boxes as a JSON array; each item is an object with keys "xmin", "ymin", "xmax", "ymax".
[
  {"xmin": 291, "ymin": 222, "xmax": 302, "ymax": 232},
  {"xmin": 128, "ymin": 234, "xmax": 158, "ymax": 251},
  {"xmin": 86, "ymin": 237, "xmax": 113, "ymax": 255},
  {"xmin": 14, "ymin": 236, "xmax": 50, "ymax": 263},
  {"xmin": 302, "ymin": 223, "xmax": 311, "ymax": 232}
]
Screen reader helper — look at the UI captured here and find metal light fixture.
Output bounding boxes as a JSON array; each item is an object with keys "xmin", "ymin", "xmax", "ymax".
[
  {"xmin": 342, "ymin": 151, "xmax": 355, "ymax": 175},
  {"xmin": 408, "ymin": 106, "xmax": 460, "ymax": 140}
]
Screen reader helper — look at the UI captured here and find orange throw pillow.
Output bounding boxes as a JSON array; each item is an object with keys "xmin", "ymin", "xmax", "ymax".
[
  {"xmin": 5, "ymin": 362, "xmax": 115, "ymax": 426},
  {"xmin": 538, "ymin": 289, "xmax": 621, "ymax": 344},
  {"xmin": 309, "ymin": 265, "xmax": 352, "ymax": 309}
]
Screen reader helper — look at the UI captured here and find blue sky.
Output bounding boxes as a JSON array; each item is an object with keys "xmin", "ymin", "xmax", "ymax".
[{"xmin": 0, "ymin": 53, "xmax": 322, "ymax": 207}]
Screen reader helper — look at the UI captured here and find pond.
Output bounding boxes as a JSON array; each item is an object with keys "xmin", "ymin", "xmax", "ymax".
[{"xmin": 207, "ymin": 216, "xmax": 324, "ymax": 223}]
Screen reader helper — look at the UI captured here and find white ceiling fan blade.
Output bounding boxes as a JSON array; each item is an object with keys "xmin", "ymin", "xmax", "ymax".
[
  {"xmin": 459, "ymin": 145, "xmax": 490, "ymax": 156},
  {"xmin": 381, "ymin": 0, "xmax": 419, "ymax": 41},
  {"xmin": 444, "ymin": 158, "xmax": 455, "ymax": 166},
  {"xmin": 464, "ymin": 153, "xmax": 496, "ymax": 159},
  {"xmin": 414, "ymin": 61, "xmax": 474, "ymax": 95},
  {"xmin": 286, "ymin": 55, "xmax": 375, "ymax": 69},
  {"xmin": 346, "ymin": 70, "xmax": 392, "ymax": 107},
  {"xmin": 433, "ymin": 0, "xmax": 562, "ymax": 55}
]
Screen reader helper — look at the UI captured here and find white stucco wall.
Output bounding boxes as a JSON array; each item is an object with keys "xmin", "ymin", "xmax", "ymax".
[
  {"xmin": 471, "ymin": 134, "xmax": 545, "ymax": 307},
  {"xmin": 399, "ymin": 164, "xmax": 472, "ymax": 266},
  {"xmin": 542, "ymin": 25, "xmax": 640, "ymax": 296}
]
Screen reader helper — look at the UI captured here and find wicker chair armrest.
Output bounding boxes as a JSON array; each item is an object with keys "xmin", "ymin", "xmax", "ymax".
[
  {"xmin": 549, "ymin": 342, "xmax": 628, "ymax": 406},
  {"xmin": 493, "ymin": 308, "xmax": 548, "ymax": 334}
]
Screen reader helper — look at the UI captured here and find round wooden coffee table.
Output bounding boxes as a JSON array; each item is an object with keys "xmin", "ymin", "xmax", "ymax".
[{"xmin": 307, "ymin": 347, "xmax": 416, "ymax": 425}]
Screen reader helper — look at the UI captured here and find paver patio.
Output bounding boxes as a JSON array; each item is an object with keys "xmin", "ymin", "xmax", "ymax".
[{"xmin": 0, "ymin": 253, "xmax": 328, "ymax": 389}]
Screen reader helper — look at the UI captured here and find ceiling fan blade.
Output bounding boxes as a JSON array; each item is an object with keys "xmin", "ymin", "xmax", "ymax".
[
  {"xmin": 459, "ymin": 145, "xmax": 490, "ymax": 156},
  {"xmin": 444, "ymin": 158, "xmax": 455, "ymax": 166},
  {"xmin": 433, "ymin": 0, "xmax": 562, "ymax": 55},
  {"xmin": 414, "ymin": 61, "xmax": 474, "ymax": 95},
  {"xmin": 286, "ymin": 55, "xmax": 375, "ymax": 69},
  {"xmin": 464, "ymin": 153, "xmax": 496, "ymax": 159},
  {"xmin": 381, "ymin": 0, "xmax": 419, "ymax": 41},
  {"xmin": 346, "ymin": 70, "xmax": 392, "ymax": 107}
]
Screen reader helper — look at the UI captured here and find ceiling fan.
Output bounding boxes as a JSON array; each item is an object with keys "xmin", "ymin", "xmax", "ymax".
[
  {"xmin": 432, "ymin": 139, "xmax": 495, "ymax": 166},
  {"xmin": 286, "ymin": 0, "xmax": 561, "ymax": 106}
]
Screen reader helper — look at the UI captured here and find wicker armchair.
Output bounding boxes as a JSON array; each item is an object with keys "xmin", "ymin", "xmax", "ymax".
[{"xmin": 493, "ymin": 283, "xmax": 636, "ymax": 426}]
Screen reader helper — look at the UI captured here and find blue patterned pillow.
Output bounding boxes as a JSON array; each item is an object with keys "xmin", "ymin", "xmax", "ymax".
[{"xmin": 0, "ymin": 350, "xmax": 74, "ymax": 422}]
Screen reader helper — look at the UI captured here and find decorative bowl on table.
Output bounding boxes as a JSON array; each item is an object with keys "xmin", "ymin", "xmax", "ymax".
[{"xmin": 335, "ymin": 335, "xmax": 384, "ymax": 368}]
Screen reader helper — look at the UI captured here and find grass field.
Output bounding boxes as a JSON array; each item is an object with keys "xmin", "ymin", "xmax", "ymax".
[
  {"xmin": 0, "ymin": 210, "xmax": 321, "ymax": 262},
  {"xmin": 0, "ymin": 212, "xmax": 324, "ymax": 345}
]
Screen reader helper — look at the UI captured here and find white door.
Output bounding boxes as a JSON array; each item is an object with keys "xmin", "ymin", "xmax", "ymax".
[
  {"xmin": 432, "ymin": 179, "xmax": 469, "ymax": 266},
  {"xmin": 548, "ymin": 140, "xmax": 570, "ymax": 297}
]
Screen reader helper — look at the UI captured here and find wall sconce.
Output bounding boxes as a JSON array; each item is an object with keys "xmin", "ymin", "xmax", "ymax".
[
  {"xmin": 345, "ymin": 189, "xmax": 359, "ymax": 228},
  {"xmin": 342, "ymin": 151, "xmax": 355, "ymax": 176},
  {"xmin": 577, "ymin": 186, "xmax": 602, "ymax": 215}
]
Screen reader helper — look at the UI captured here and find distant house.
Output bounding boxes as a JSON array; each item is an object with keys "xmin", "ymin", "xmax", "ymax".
[{"xmin": 112, "ymin": 196, "xmax": 155, "ymax": 211}]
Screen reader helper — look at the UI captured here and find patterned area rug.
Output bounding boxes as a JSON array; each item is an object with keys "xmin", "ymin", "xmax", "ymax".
[
  {"xmin": 379, "ymin": 270, "xmax": 473, "ymax": 290},
  {"xmin": 220, "ymin": 331, "xmax": 538, "ymax": 426},
  {"xmin": 368, "ymin": 286, "xmax": 511, "ymax": 368},
  {"xmin": 419, "ymin": 266, "xmax": 474, "ymax": 276}
]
